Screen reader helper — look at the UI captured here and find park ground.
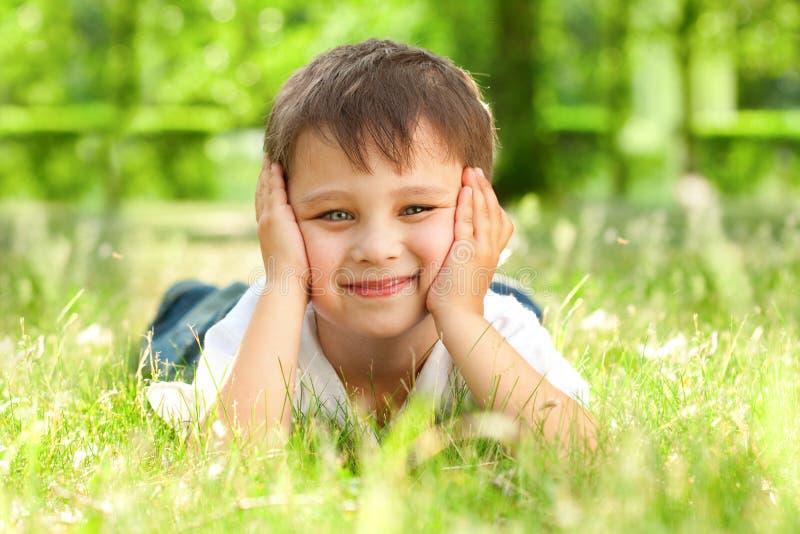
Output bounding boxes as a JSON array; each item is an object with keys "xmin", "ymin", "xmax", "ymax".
[{"xmin": 1, "ymin": 194, "xmax": 799, "ymax": 532}]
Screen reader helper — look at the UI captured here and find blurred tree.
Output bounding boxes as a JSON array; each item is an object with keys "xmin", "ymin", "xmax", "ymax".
[
  {"xmin": 490, "ymin": 0, "xmax": 550, "ymax": 200},
  {"xmin": 106, "ymin": 0, "xmax": 141, "ymax": 208},
  {"xmin": 735, "ymin": 0, "xmax": 800, "ymax": 109},
  {"xmin": 1, "ymin": 0, "xmax": 798, "ymax": 201},
  {"xmin": 676, "ymin": 0, "xmax": 701, "ymax": 173},
  {"xmin": 599, "ymin": 0, "xmax": 632, "ymax": 194}
]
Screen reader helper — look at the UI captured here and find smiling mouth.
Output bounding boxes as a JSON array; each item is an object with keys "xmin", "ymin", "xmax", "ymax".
[{"xmin": 343, "ymin": 275, "xmax": 418, "ymax": 298}]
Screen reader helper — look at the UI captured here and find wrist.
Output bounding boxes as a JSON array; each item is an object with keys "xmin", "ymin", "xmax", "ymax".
[
  {"xmin": 262, "ymin": 255, "xmax": 309, "ymax": 288},
  {"xmin": 257, "ymin": 271, "xmax": 308, "ymax": 302},
  {"xmin": 431, "ymin": 305, "xmax": 485, "ymax": 332}
]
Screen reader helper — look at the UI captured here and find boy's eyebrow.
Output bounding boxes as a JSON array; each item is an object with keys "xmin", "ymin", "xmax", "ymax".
[
  {"xmin": 298, "ymin": 190, "xmax": 351, "ymax": 205},
  {"xmin": 299, "ymin": 185, "xmax": 452, "ymax": 205}
]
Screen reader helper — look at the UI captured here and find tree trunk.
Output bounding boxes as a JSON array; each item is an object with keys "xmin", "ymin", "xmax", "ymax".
[
  {"xmin": 677, "ymin": 0, "xmax": 699, "ymax": 174},
  {"xmin": 603, "ymin": 0, "xmax": 632, "ymax": 195},
  {"xmin": 105, "ymin": 0, "xmax": 140, "ymax": 211},
  {"xmin": 490, "ymin": 0, "xmax": 547, "ymax": 200}
]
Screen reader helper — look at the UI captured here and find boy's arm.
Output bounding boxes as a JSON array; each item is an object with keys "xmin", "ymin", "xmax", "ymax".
[
  {"xmin": 213, "ymin": 280, "xmax": 306, "ymax": 441},
  {"xmin": 212, "ymin": 160, "xmax": 309, "ymax": 442},
  {"xmin": 427, "ymin": 167, "xmax": 596, "ymax": 450},
  {"xmin": 432, "ymin": 310, "xmax": 597, "ymax": 450}
]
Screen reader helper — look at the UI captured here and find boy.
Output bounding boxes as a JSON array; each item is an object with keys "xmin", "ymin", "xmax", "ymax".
[{"xmin": 146, "ymin": 39, "xmax": 595, "ymax": 448}]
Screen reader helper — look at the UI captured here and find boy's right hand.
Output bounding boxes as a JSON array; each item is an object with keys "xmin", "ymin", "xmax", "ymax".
[{"xmin": 255, "ymin": 158, "xmax": 310, "ymax": 294}]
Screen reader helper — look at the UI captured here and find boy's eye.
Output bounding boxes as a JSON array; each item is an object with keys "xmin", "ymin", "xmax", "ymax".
[
  {"xmin": 401, "ymin": 205, "xmax": 431, "ymax": 216},
  {"xmin": 320, "ymin": 210, "xmax": 353, "ymax": 222}
]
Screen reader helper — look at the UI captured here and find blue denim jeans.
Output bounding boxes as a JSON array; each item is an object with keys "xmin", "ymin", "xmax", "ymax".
[{"xmin": 143, "ymin": 278, "xmax": 541, "ymax": 382}]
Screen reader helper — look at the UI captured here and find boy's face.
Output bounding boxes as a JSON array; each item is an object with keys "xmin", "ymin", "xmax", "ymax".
[{"xmin": 288, "ymin": 123, "xmax": 461, "ymax": 340}]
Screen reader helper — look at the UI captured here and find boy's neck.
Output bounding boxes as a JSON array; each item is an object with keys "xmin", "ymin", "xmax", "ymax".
[{"xmin": 314, "ymin": 312, "xmax": 440, "ymax": 419}]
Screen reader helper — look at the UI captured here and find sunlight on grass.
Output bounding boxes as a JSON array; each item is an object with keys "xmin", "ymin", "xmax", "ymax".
[{"xmin": 1, "ymin": 198, "xmax": 799, "ymax": 531}]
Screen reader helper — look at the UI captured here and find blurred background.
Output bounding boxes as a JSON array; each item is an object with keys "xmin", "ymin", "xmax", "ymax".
[{"xmin": 1, "ymin": 0, "xmax": 798, "ymax": 204}]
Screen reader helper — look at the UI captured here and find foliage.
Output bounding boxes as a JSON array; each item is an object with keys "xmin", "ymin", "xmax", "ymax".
[{"xmin": 0, "ymin": 0, "xmax": 798, "ymax": 200}]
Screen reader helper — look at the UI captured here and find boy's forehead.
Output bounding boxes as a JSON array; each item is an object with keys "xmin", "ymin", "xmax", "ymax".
[{"xmin": 292, "ymin": 120, "xmax": 457, "ymax": 176}]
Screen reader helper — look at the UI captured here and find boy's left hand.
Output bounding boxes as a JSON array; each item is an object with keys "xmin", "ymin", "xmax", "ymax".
[{"xmin": 426, "ymin": 167, "xmax": 513, "ymax": 319}]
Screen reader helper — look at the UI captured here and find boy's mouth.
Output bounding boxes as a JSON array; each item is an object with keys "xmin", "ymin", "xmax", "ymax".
[{"xmin": 343, "ymin": 274, "xmax": 418, "ymax": 298}]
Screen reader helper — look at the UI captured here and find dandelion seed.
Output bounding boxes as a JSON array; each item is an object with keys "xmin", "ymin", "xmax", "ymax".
[
  {"xmin": 238, "ymin": 494, "xmax": 288, "ymax": 509},
  {"xmin": 72, "ymin": 449, "xmax": 87, "ymax": 468},
  {"xmin": 111, "ymin": 251, "xmax": 124, "ymax": 260},
  {"xmin": 72, "ymin": 444, "xmax": 97, "ymax": 469},
  {"xmin": 342, "ymin": 500, "xmax": 358, "ymax": 513},
  {"xmin": 616, "ymin": 237, "xmax": 629, "ymax": 245},
  {"xmin": 639, "ymin": 334, "xmax": 687, "ymax": 360},
  {"xmin": 264, "ymin": 448, "xmax": 284, "ymax": 459},
  {"xmin": 751, "ymin": 326, "xmax": 764, "ymax": 343},
  {"xmin": 11, "ymin": 499, "xmax": 29, "ymax": 521},
  {"xmin": 0, "ymin": 398, "xmax": 21, "ymax": 413},
  {"xmin": 580, "ymin": 309, "xmax": 619, "ymax": 332},
  {"xmin": 76, "ymin": 324, "xmax": 113, "ymax": 347},
  {"xmin": 30, "ymin": 335, "xmax": 44, "ymax": 360},
  {"xmin": 554, "ymin": 491, "xmax": 583, "ymax": 529},
  {"xmin": 709, "ymin": 331, "xmax": 718, "ymax": 355},
  {"xmin": 210, "ymin": 420, "xmax": 227, "ymax": 440},
  {"xmin": 207, "ymin": 462, "xmax": 224, "ymax": 479},
  {"xmin": 59, "ymin": 507, "xmax": 83, "ymax": 524},
  {"xmin": 94, "ymin": 500, "xmax": 113, "ymax": 514},
  {"xmin": 552, "ymin": 218, "xmax": 577, "ymax": 256}
]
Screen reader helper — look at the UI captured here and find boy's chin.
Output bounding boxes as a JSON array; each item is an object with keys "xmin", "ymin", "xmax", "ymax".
[{"xmin": 312, "ymin": 305, "xmax": 431, "ymax": 339}]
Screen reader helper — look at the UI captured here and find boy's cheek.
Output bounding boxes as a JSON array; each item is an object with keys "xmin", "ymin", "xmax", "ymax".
[{"xmin": 423, "ymin": 231, "xmax": 456, "ymax": 275}]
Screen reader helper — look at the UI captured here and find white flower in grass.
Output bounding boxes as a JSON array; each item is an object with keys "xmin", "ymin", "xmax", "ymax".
[
  {"xmin": 751, "ymin": 326, "xmax": 764, "ymax": 344},
  {"xmin": 639, "ymin": 334, "xmax": 687, "ymax": 360},
  {"xmin": 762, "ymin": 479, "xmax": 778, "ymax": 506},
  {"xmin": 207, "ymin": 461, "xmax": 224, "ymax": 479},
  {"xmin": 210, "ymin": 419, "xmax": 227, "ymax": 440},
  {"xmin": 59, "ymin": 507, "xmax": 83, "ymax": 524},
  {"xmin": 579, "ymin": 309, "xmax": 619, "ymax": 332},
  {"xmin": 76, "ymin": 324, "xmax": 113, "ymax": 347},
  {"xmin": 72, "ymin": 444, "xmax": 98, "ymax": 469},
  {"xmin": 0, "ymin": 398, "xmax": 21, "ymax": 413},
  {"xmin": 0, "ymin": 336, "xmax": 13, "ymax": 355}
]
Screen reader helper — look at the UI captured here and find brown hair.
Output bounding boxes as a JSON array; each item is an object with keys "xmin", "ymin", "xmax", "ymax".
[{"xmin": 264, "ymin": 39, "xmax": 495, "ymax": 179}]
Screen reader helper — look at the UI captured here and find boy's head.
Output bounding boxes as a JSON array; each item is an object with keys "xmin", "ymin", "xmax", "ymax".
[{"xmin": 264, "ymin": 38, "xmax": 495, "ymax": 179}]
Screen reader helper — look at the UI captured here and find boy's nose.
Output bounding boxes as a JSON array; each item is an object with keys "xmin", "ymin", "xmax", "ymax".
[{"xmin": 350, "ymin": 221, "xmax": 403, "ymax": 264}]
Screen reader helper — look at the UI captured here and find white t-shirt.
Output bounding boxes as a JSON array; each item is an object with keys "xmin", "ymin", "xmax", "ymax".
[{"xmin": 146, "ymin": 283, "xmax": 589, "ymax": 436}]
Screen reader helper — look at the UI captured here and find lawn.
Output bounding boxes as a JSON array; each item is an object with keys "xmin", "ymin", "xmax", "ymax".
[{"xmin": 1, "ymin": 193, "xmax": 798, "ymax": 532}]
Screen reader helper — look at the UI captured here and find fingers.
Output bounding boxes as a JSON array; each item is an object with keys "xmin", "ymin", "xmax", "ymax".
[
  {"xmin": 454, "ymin": 185, "xmax": 473, "ymax": 241},
  {"xmin": 469, "ymin": 169, "xmax": 489, "ymax": 239},
  {"xmin": 462, "ymin": 166, "xmax": 514, "ymax": 251},
  {"xmin": 256, "ymin": 160, "xmax": 291, "ymax": 226},
  {"xmin": 475, "ymin": 168, "xmax": 502, "ymax": 244},
  {"xmin": 267, "ymin": 162, "xmax": 288, "ymax": 207},
  {"xmin": 255, "ymin": 157, "xmax": 270, "ymax": 223}
]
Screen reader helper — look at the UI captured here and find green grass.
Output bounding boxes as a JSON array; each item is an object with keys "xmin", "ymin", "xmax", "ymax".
[{"xmin": 1, "ymin": 195, "xmax": 799, "ymax": 532}]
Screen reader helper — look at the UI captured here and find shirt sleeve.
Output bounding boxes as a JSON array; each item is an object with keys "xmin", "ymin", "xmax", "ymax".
[
  {"xmin": 485, "ymin": 292, "xmax": 590, "ymax": 405},
  {"xmin": 145, "ymin": 283, "xmax": 260, "ymax": 435}
]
